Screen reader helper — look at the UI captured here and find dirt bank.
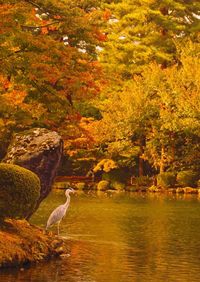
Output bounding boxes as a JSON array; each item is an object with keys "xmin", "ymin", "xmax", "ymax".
[{"xmin": 0, "ymin": 219, "xmax": 68, "ymax": 268}]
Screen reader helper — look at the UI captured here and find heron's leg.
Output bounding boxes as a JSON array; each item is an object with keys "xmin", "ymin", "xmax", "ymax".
[{"xmin": 57, "ymin": 221, "xmax": 61, "ymax": 236}]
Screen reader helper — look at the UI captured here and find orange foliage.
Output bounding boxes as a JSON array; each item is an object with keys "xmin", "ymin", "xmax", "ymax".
[
  {"xmin": 103, "ymin": 9, "xmax": 111, "ymax": 21},
  {"xmin": 95, "ymin": 30, "xmax": 107, "ymax": 41},
  {"xmin": 3, "ymin": 89, "xmax": 27, "ymax": 105},
  {"xmin": 41, "ymin": 27, "xmax": 49, "ymax": 35}
]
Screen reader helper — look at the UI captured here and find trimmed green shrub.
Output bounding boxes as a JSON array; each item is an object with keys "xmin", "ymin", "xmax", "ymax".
[
  {"xmin": 157, "ymin": 172, "xmax": 176, "ymax": 188},
  {"xmin": 177, "ymin": 170, "xmax": 199, "ymax": 188},
  {"xmin": 97, "ymin": 180, "xmax": 110, "ymax": 191},
  {"xmin": 0, "ymin": 164, "xmax": 40, "ymax": 220}
]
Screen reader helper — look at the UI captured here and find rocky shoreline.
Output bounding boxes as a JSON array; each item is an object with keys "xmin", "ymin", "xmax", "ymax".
[{"xmin": 0, "ymin": 219, "xmax": 68, "ymax": 268}]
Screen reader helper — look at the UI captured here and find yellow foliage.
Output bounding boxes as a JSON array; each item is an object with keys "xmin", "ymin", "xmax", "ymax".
[{"xmin": 93, "ymin": 159, "xmax": 117, "ymax": 173}]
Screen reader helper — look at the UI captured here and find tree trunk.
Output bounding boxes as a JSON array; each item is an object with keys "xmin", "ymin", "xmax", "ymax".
[
  {"xmin": 139, "ymin": 156, "xmax": 144, "ymax": 177},
  {"xmin": 160, "ymin": 145, "xmax": 165, "ymax": 173},
  {"xmin": 138, "ymin": 136, "xmax": 146, "ymax": 176}
]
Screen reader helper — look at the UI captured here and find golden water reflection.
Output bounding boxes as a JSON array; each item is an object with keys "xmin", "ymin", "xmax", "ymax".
[{"xmin": 1, "ymin": 190, "xmax": 200, "ymax": 282}]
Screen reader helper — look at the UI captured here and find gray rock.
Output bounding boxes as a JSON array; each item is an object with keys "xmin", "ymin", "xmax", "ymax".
[{"xmin": 3, "ymin": 128, "xmax": 63, "ymax": 217}]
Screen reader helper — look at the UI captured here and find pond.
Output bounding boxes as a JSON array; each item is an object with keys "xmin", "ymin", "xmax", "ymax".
[{"xmin": 1, "ymin": 190, "xmax": 200, "ymax": 282}]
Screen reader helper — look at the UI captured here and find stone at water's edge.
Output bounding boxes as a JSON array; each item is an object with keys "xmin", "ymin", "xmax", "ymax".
[
  {"xmin": 3, "ymin": 128, "xmax": 63, "ymax": 217},
  {"xmin": 0, "ymin": 219, "xmax": 68, "ymax": 268}
]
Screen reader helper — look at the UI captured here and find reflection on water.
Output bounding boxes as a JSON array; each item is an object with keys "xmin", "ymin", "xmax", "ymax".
[{"xmin": 1, "ymin": 191, "xmax": 200, "ymax": 282}]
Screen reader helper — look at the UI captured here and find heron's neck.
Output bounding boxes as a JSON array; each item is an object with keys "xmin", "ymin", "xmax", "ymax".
[{"xmin": 64, "ymin": 194, "xmax": 70, "ymax": 207}]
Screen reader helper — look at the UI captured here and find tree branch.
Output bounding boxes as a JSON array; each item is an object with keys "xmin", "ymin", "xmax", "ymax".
[
  {"xmin": 24, "ymin": 0, "xmax": 65, "ymax": 19},
  {"xmin": 0, "ymin": 49, "xmax": 28, "ymax": 62},
  {"xmin": 21, "ymin": 20, "xmax": 61, "ymax": 30},
  {"xmin": 24, "ymin": 0, "xmax": 44, "ymax": 11}
]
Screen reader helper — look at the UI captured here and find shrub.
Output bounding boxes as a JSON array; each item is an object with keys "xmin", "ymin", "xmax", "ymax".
[
  {"xmin": 157, "ymin": 172, "xmax": 176, "ymax": 188},
  {"xmin": 0, "ymin": 164, "xmax": 40, "ymax": 220},
  {"xmin": 134, "ymin": 176, "xmax": 152, "ymax": 187},
  {"xmin": 102, "ymin": 168, "xmax": 129, "ymax": 183},
  {"xmin": 97, "ymin": 180, "xmax": 110, "ymax": 191},
  {"xmin": 111, "ymin": 181, "xmax": 125, "ymax": 190},
  {"xmin": 177, "ymin": 170, "xmax": 199, "ymax": 187}
]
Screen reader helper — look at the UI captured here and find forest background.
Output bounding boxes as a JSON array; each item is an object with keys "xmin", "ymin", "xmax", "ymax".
[{"xmin": 0, "ymin": 0, "xmax": 200, "ymax": 188}]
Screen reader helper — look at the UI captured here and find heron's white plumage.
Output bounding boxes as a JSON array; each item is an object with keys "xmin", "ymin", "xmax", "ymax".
[{"xmin": 46, "ymin": 188, "xmax": 74, "ymax": 234}]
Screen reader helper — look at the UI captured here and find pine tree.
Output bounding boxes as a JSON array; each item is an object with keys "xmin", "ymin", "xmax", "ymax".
[{"xmin": 102, "ymin": 0, "xmax": 200, "ymax": 76}]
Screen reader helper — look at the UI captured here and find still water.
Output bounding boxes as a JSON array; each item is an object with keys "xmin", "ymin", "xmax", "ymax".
[{"xmin": 1, "ymin": 190, "xmax": 200, "ymax": 282}]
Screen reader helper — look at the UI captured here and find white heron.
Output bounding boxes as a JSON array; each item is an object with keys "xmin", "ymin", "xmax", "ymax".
[{"xmin": 46, "ymin": 188, "xmax": 75, "ymax": 235}]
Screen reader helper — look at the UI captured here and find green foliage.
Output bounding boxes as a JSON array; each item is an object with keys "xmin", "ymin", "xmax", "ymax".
[
  {"xmin": 102, "ymin": 168, "xmax": 128, "ymax": 190},
  {"xmin": 157, "ymin": 172, "xmax": 176, "ymax": 188},
  {"xmin": 58, "ymin": 153, "xmax": 96, "ymax": 176},
  {"xmin": 177, "ymin": 170, "xmax": 199, "ymax": 188},
  {"xmin": 74, "ymin": 102, "xmax": 102, "ymax": 120},
  {"xmin": 0, "ymin": 129, "xmax": 12, "ymax": 160},
  {"xmin": 72, "ymin": 158, "xmax": 96, "ymax": 176},
  {"xmin": 97, "ymin": 180, "xmax": 110, "ymax": 190},
  {"xmin": 134, "ymin": 176, "xmax": 153, "ymax": 187},
  {"xmin": 96, "ymin": 42, "xmax": 200, "ymax": 174},
  {"xmin": 102, "ymin": 168, "xmax": 129, "ymax": 183},
  {"xmin": 0, "ymin": 164, "xmax": 40, "ymax": 219},
  {"xmin": 102, "ymin": 0, "xmax": 200, "ymax": 76}
]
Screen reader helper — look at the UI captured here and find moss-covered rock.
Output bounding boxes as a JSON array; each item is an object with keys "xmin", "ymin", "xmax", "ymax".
[
  {"xmin": 157, "ymin": 172, "xmax": 176, "ymax": 188},
  {"xmin": 97, "ymin": 180, "xmax": 110, "ymax": 191},
  {"xmin": 0, "ymin": 164, "xmax": 40, "ymax": 220},
  {"xmin": 177, "ymin": 170, "xmax": 199, "ymax": 188}
]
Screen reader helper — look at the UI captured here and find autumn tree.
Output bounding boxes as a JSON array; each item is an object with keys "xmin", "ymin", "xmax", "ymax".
[
  {"xmin": 0, "ymin": 0, "xmax": 107, "ymax": 157},
  {"xmin": 92, "ymin": 0, "xmax": 200, "ymax": 176},
  {"xmin": 95, "ymin": 42, "xmax": 200, "ymax": 175},
  {"xmin": 0, "ymin": 1, "xmax": 105, "ymax": 126}
]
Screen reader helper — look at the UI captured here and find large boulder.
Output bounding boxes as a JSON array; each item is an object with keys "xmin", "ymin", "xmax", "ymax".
[
  {"xmin": 3, "ymin": 128, "xmax": 63, "ymax": 216},
  {"xmin": 0, "ymin": 164, "xmax": 40, "ymax": 220}
]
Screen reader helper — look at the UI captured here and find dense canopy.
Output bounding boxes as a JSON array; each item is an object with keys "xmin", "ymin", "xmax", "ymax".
[{"xmin": 0, "ymin": 0, "xmax": 200, "ymax": 180}]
